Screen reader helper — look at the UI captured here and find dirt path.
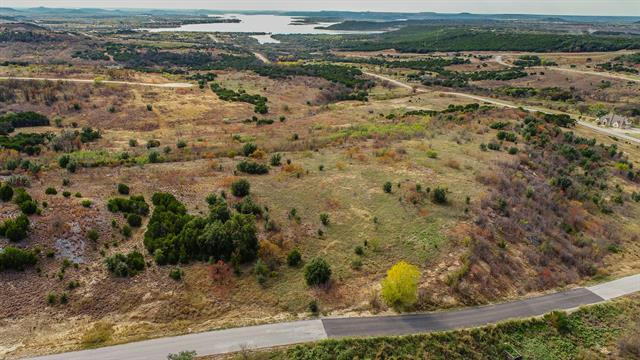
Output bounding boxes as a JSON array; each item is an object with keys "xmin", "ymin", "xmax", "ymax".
[
  {"xmin": 253, "ymin": 52, "xmax": 270, "ymax": 64},
  {"xmin": 539, "ymin": 66, "xmax": 640, "ymax": 83},
  {"xmin": 0, "ymin": 76, "xmax": 193, "ymax": 88},
  {"xmin": 492, "ymin": 55, "xmax": 640, "ymax": 83},
  {"xmin": 363, "ymin": 72, "xmax": 640, "ymax": 144},
  {"xmin": 494, "ymin": 55, "xmax": 511, "ymax": 67}
]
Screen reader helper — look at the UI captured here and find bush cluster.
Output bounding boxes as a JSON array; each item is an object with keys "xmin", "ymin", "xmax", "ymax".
[
  {"xmin": 143, "ymin": 192, "xmax": 259, "ymax": 266},
  {"xmin": 0, "ymin": 246, "xmax": 37, "ymax": 271},
  {"xmin": 105, "ymin": 250, "xmax": 145, "ymax": 277},
  {"xmin": 13, "ymin": 188, "xmax": 38, "ymax": 215},
  {"xmin": 0, "ymin": 111, "xmax": 49, "ymax": 135},
  {"xmin": 107, "ymin": 195, "xmax": 149, "ymax": 216},
  {"xmin": 0, "ymin": 214, "xmax": 29, "ymax": 242},
  {"xmin": 237, "ymin": 160, "xmax": 269, "ymax": 175}
]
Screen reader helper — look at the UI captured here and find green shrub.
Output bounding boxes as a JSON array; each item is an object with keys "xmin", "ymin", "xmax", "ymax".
[
  {"xmin": 497, "ymin": 131, "xmax": 517, "ymax": 142},
  {"xmin": 20, "ymin": 200, "xmax": 37, "ymax": 215},
  {"xmin": 270, "ymin": 153, "xmax": 282, "ymax": 166},
  {"xmin": 176, "ymin": 140, "xmax": 187, "ymax": 148},
  {"xmin": 105, "ymin": 250, "xmax": 145, "ymax": 277},
  {"xmin": 81, "ymin": 200, "xmax": 92, "ymax": 208},
  {"xmin": 383, "ymin": 181, "xmax": 392, "ymax": 193},
  {"xmin": 0, "ymin": 184, "xmax": 13, "ymax": 201},
  {"xmin": 1, "ymin": 214, "xmax": 29, "ymax": 242},
  {"xmin": 148, "ymin": 151, "xmax": 160, "ymax": 163},
  {"xmin": 107, "ymin": 196, "xmax": 149, "ymax": 216},
  {"xmin": 45, "ymin": 187, "xmax": 57, "ymax": 195},
  {"xmin": 255, "ymin": 259, "xmax": 268, "ymax": 285},
  {"xmin": 87, "ymin": 229, "xmax": 99, "ymax": 242},
  {"xmin": 545, "ymin": 311, "xmax": 572, "ymax": 333},
  {"xmin": 169, "ymin": 268, "xmax": 183, "ymax": 281},
  {"xmin": 146, "ymin": 139, "xmax": 160, "ymax": 149},
  {"xmin": 129, "ymin": 139, "xmax": 138, "ymax": 147},
  {"xmin": 320, "ymin": 213, "xmax": 330, "ymax": 226},
  {"xmin": 47, "ymin": 292, "xmax": 58, "ymax": 305},
  {"xmin": 508, "ymin": 147, "xmax": 519, "ymax": 155},
  {"xmin": 231, "ymin": 179, "xmax": 250, "ymax": 197},
  {"xmin": 354, "ymin": 245, "xmax": 364, "ymax": 256},
  {"xmin": 0, "ymin": 246, "xmax": 37, "ymax": 271},
  {"xmin": 489, "ymin": 121, "xmax": 509, "ymax": 129},
  {"xmin": 304, "ymin": 257, "xmax": 331, "ymax": 286},
  {"xmin": 308, "ymin": 300, "xmax": 319, "ymax": 314},
  {"xmin": 127, "ymin": 213, "xmax": 142, "ymax": 227},
  {"xmin": 66, "ymin": 159, "xmax": 77, "ymax": 173},
  {"xmin": 234, "ymin": 197, "xmax": 263, "ymax": 216},
  {"xmin": 242, "ymin": 142, "xmax": 257, "ymax": 156},
  {"xmin": 117, "ymin": 183, "xmax": 130, "ymax": 195},
  {"xmin": 121, "ymin": 225, "xmax": 132, "ymax": 238},
  {"xmin": 432, "ymin": 187, "xmax": 448, "ymax": 204},
  {"xmin": 287, "ymin": 249, "xmax": 302, "ymax": 267},
  {"xmin": 63, "ymin": 191, "xmax": 71, "ymax": 198},
  {"xmin": 426, "ymin": 150, "xmax": 438, "ymax": 159},
  {"xmin": 237, "ymin": 160, "xmax": 268, "ymax": 174},
  {"xmin": 58, "ymin": 154, "xmax": 71, "ymax": 169}
]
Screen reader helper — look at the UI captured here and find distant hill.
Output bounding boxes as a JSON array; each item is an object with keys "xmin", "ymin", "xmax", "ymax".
[{"xmin": 0, "ymin": 8, "xmax": 638, "ymax": 24}]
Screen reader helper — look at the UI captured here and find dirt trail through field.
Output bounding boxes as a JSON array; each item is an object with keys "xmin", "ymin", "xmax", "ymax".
[
  {"xmin": 253, "ymin": 52, "xmax": 271, "ymax": 63},
  {"xmin": 492, "ymin": 55, "xmax": 640, "ymax": 82},
  {"xmin": 363, "ymin": 72, "xmax": 640, "ymax": 144}
]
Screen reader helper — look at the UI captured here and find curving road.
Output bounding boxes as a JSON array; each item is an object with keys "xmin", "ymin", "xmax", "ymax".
[
  {"xmin": 363, "ymin": 72, "xmax": 640, "ymax": 145},
  {"xmin": 26, "ymin": 273, "xmax": 640, "ymax": 360},
  {"xmin": 0, "ymin": 76, "xmax": 193, "ymax": 88}
]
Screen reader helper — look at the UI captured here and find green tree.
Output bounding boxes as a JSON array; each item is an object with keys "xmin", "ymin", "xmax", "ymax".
[
  {"xmin": 381, "ymin": 261, "xmax": 421, "ymax": 310},
  {"xmin": 304, "ymin": 257, "xmax": 331, "ymax": 286}
]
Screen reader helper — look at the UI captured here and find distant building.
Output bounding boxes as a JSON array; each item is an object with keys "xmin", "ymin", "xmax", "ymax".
[{"xmin": 596, "ymin": 113, "xmax": 631, "ymax": 129}]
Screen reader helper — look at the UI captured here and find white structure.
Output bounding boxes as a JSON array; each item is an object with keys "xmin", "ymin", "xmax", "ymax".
[{"xmin": 596, "ymin": 113, "xmax": 631, "ymax": 129}]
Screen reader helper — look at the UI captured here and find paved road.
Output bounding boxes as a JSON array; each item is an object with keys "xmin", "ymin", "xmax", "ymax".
[
  {"xmin": 363, "ymin": 72, "xmax": 640, "ymax": 145},
  {"xmin": 0, "ymin": 76, "xmax": 193, "ymax": 88},
  {"xmin": 323, "ymin": 288, "xmax": 602, "ymax": 337},
  {"xmin": 27, "ymin": 274, "xmax": 640, "ymax": 360},
  {"xmin": 28, "ymin": 320, "xmax": 327, "ymax": 360}
]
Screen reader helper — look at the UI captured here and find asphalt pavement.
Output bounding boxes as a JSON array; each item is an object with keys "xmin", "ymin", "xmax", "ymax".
[{"xmin": 26, "ymin": 273, "xmax": 640, "ymax": 360}]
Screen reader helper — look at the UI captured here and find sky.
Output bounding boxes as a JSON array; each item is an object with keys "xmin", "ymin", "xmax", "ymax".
[{"xmin": 2, "ymin": 1, "xmax": 639, "ymax": 16}]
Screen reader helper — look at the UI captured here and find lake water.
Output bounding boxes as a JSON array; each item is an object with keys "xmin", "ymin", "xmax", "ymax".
[{"xmin": 140, "ymin": 14, "xmax": 383, "ymax": 43}]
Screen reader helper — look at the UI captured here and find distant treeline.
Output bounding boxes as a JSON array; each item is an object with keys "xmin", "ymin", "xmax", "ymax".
[{"xmin": 278, "ymin": 28, "xmax": 640, "ymax": 53}]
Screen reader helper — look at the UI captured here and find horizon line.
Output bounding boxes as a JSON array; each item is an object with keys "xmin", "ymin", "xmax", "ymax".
[{"xmin": 3, "ymin": 7, "xmax": 640, "ymax": 18}]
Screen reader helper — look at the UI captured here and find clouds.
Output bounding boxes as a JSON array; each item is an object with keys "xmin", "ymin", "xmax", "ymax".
[{"xmin": 4, "ymin": 0, "xmax": 640, "ymax": 16}]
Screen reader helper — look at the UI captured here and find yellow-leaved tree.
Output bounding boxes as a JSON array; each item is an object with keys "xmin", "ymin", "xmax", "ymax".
[{"xmin": 381, "ymin": 261, "xmax": 420, "ymax": 310}]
